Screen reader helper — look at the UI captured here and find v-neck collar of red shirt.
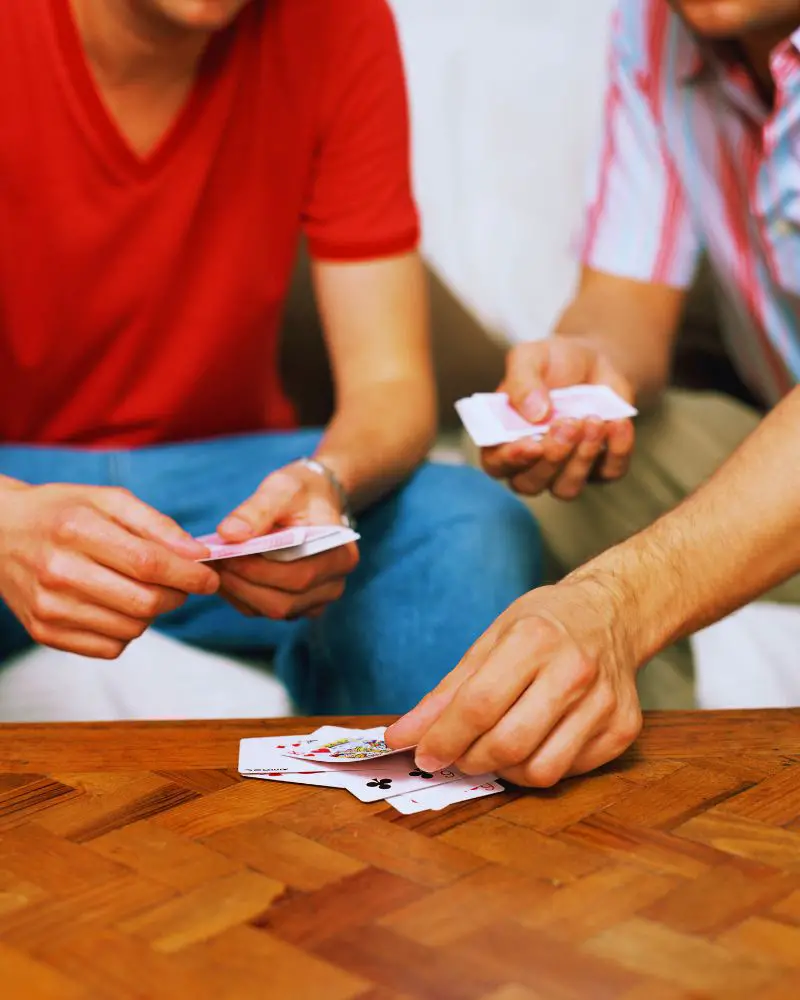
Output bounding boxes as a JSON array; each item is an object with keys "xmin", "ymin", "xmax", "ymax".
[{"xmin": 49, "ymin": 0, "xmax": 234, "ymax": 183}]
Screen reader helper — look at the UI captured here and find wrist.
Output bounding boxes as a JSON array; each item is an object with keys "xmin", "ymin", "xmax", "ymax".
[
  {"xmin": 298, "ymin": 456, "xmax": 355, "ymax": 527},
  {"xmin": 566, "ymin": 544, "xmax": 679, "ymax": 668}
]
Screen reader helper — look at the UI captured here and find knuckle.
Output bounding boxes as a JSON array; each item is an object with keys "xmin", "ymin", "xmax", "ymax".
[
  {"xmin": 31, "ymin": 588, "xmax": 60, "ymax": 623},
  {"xmin": 613, "ymin": 709, "xmax": 643, "ymax": 751},
  {"xmin": 486, "ymin": 735, "xmax": 530, "ymax": 770},
  {"xmin": 524, "ymin": 759, "xmax": 564, "ymax": 789},
  {"xmin": 594, "ymin": 686, "xmax": 617, "ymax": 721},
  {"xmin": 510, "ymin": 474, "xmax": 542, "ymax": 497},
  {"xmin": 27, "ymin": 617, "xmax": 51, "ymax": 645},
  {"xmin": 38, "ymin": 553, "xmax": 72, "ymax": 591},
  {"xmin": 459, "ymin": 695, "xmax": 494, "ymax": 731},
  {"xmin": 52, "ymin": 505, "xmax": 91, "ymax": 545},
  {"xmin": 97, "ymin": 640, "xmax": 126, "ymax": 661},
  {"xmin": 266, "ymin": 593, "xmax": 293, "ymax": 620},
  {"xmin": 297, "ymin": 567, "xmax": 318, "ymax": 592},
  {"xmin": 129, "ymin": 546, "xmax": 161, "ymax": 581},
  {"xmin": 553, "ymin": 481, "xmax": 582, "ymax": 502},
  {"xmin": 125, "ymin": 619, "xmax": 148, "ymax": 641},
  {"xmin": 565, "ymin": 653, "xmax": 599, "ymax": 693},
  {"xmin": 134, "ymin": 588, "xmax": 163, "ymax": 618},
  {"xmin": 508, "ymin": 613, "xmax": 561, "ymax": 649},
  {"xmin": 104, "ymin": 486, "xmax": 133, "ymax": 505}
]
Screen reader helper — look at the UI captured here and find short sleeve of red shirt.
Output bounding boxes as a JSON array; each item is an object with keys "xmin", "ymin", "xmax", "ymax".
[{"xmin": 301, "ymin": 0, "xmax": 421, "ymax": 261}]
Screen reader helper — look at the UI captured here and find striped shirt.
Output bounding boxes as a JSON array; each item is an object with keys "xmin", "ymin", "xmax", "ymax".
[{"xmin": 581, "ymin": 0, "xmax": 800, "ymax": 404}]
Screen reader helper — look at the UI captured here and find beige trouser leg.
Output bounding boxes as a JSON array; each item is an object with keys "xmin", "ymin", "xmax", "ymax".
[{"xmin": 470, "ymin": 389, "xmax": 800, "ymax": 710}]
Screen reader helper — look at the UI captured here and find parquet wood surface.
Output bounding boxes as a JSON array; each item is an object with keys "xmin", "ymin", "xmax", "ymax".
[{"xmin": 1, "ymin": 711, "xmax": 799, "ymax": 999}]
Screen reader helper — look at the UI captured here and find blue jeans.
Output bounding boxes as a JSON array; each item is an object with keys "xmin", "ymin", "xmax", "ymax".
[{"xmin": 0, "ymin": 431, "xmax": 542, "ymax": 714}]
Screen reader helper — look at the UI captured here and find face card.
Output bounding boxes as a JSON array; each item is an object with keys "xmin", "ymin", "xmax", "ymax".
[
  {"xmin": 387, "ymin": 775, "xmax": 504, "ymax": 814},
  {"xmin": 285, "ymin": 726, "xmax": 409, "ymax": 764},
  {"xmin": 239, "ymin": 727, "xmax": 406, "ymax": 776}
]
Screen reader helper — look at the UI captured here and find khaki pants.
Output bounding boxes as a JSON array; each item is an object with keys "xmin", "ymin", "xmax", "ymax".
[{"xmin": 472, "ymin": 390, "xmax": 800, "ymax": 710}]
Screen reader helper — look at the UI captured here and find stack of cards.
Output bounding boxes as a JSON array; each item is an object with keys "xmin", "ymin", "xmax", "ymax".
[
  {"xmin": 238, "ymin": 725, "xmax": 505, "ymax": 815},
  {"xmin": 456, "ymin": 384, "xmax": 638, "ymax": 448},
  {"xmin": 196, "ymin": 524, "xmax": 359, "ymax": 563}
]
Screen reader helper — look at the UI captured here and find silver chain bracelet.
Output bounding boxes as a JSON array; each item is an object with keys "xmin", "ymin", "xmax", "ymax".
[{"xmin": 298, "ymin": 457, "xmax": 355, "ymax": 529}]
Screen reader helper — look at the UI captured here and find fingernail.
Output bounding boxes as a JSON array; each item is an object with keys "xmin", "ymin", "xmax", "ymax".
[
  {"xmin": 554, "ymin": 420, "xmax": 578, "ymax": 444},
  {"xmin": 522, "ymin": 390, "xmax": 549, "ymax": 423},
  {"xmin": 415, "ymin": 754, "xmax": 449, "ymax": 773},
  {"xmin": 218, "ymin": 516, "xmax": 253, "ymax": 540}
]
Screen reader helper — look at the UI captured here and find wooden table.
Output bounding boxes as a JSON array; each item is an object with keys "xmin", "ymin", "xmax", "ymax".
[{"xmin": 1, "ymin": 711, "xmax": 800, "ymax": 1000}]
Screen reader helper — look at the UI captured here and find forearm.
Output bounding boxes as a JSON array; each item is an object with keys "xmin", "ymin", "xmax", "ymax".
[
  {"xmin": 572, "ymin": 388, "xmax": 800, "ymax": 660},
  {"xmin": 314, "ymin": 378, "xmax": 437, "ymax": 513}
]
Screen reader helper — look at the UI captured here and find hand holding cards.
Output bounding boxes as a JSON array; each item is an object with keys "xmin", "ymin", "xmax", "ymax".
[
  {"xmin": 456, "ymin": 385, "xmax": 637, "ymax": 448},
  {"xmin": 239, "ymin": 725, "xmax": 505, "ymax": 813}
]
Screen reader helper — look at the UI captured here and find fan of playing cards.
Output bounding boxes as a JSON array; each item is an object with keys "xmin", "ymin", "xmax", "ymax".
[
  {"xmin": 456, "ymin": 385, "xmax": 638, "ymax": 448},
  {"xmin": 238, "ymin": 726, "xmax": 505, "ymax": 815}
]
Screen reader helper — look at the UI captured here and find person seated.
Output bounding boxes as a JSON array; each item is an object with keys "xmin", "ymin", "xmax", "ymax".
[
  {"xmin": 0, "ymin": 0, "xmax": 541, "ymax": 716},
  {"xmin": 389, "ymin": 0, "xmax": 800, "ymax": 779}
]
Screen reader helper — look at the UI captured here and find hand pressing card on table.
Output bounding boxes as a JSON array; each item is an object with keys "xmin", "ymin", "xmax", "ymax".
[
  {"xmin": 456, "ymin": 385, "xmax": 638, "ymax": 448},
  {"xmin": 238, "ymin": 727, "xmax": 502, "ymax": 814}
]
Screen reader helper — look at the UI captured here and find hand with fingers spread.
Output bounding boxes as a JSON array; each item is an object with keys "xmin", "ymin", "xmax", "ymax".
[
  {"xmin": 0, "ymin": 483, "xmax": 219, "ymax": 659},
  {"xmin": 482, "ymin": 337, "xmax": 636, "ymax": 500},
  {"xmin": 214, "ymin": 460, "xmax": 359, "ymax": 621},
  {"xmin": 384, "ymin": 575, "xmax": 643, "ymax": 788}
]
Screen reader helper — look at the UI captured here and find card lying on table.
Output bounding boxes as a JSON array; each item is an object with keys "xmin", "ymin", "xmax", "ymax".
[
  {"xmin": 197, "ymin": 525, "xmax": 359, "ymax": 563},
  {"xmin": 456, "ymin": 385, "xmax": 638, "ymax": 448},
  {"xmin": 238, "ymin": 726, "xmax": 506, "ymax": 814}
]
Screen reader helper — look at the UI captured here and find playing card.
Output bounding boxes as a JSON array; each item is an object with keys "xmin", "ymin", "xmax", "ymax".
[
  {"xmin": 284, "ymin": 726, "xmax": 408, "ymax": 764},
  {"xmin": 196, "ymin": 526, "xmax": 356, "ymax": 563},
  {"xmin": 456, "ymin": 385, "xmax": 638, "ymax": 447},
  {"xmin": 333, "ymin": 754, "xmax": 464, "ymax": 803},
  {"xmin": 238, "ymin": 732, "xmax": 403, "ymax": 776},
  {"xmin": 250, "ymin": 770, "xmax": 351, "ymax": 790},
  {"xmin": 267, "ymin": 527, "xmax": 360, "ymax": 562},
  {"xmin": 387, "ymin": 775, "xmax": 504, "ymax": 814}
]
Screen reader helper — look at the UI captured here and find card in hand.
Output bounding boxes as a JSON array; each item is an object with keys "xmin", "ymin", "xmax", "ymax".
[
  {"xmin": 456, "ymin": 385, "xmax": 638, "ymax": 448},
  {"xmin": 196, "ymin": 525, "xmax": 358, "ymax": 563}
]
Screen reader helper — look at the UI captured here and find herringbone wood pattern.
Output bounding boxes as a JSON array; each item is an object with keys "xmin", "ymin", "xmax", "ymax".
[{"xmin": 1, "ymin": 712, "xmax": 800, "ymax": 999}]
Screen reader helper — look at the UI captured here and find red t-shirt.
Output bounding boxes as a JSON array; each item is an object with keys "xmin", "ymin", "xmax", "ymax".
[{"xmin": 0, "ymin": 0, "xmax": 419, "ymax": 447}]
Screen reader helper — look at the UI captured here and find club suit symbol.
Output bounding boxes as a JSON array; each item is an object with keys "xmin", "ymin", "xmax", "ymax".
[
  {"xmin": 366, "ymin": 777, "xmax": 393, "ymax": 790},
  {"xmin": 408, "ymin": 769, "xmax": 434, "ymax": 779}
]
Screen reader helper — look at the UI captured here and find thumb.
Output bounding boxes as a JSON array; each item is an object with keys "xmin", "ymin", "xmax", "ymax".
[
  {"xmin": 217, "ymin": 469, "xmax": 302, "ymax": 542},
  {"xmin": 503, "ymin": 342, "xmax": 552, "ymax": 423}
]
